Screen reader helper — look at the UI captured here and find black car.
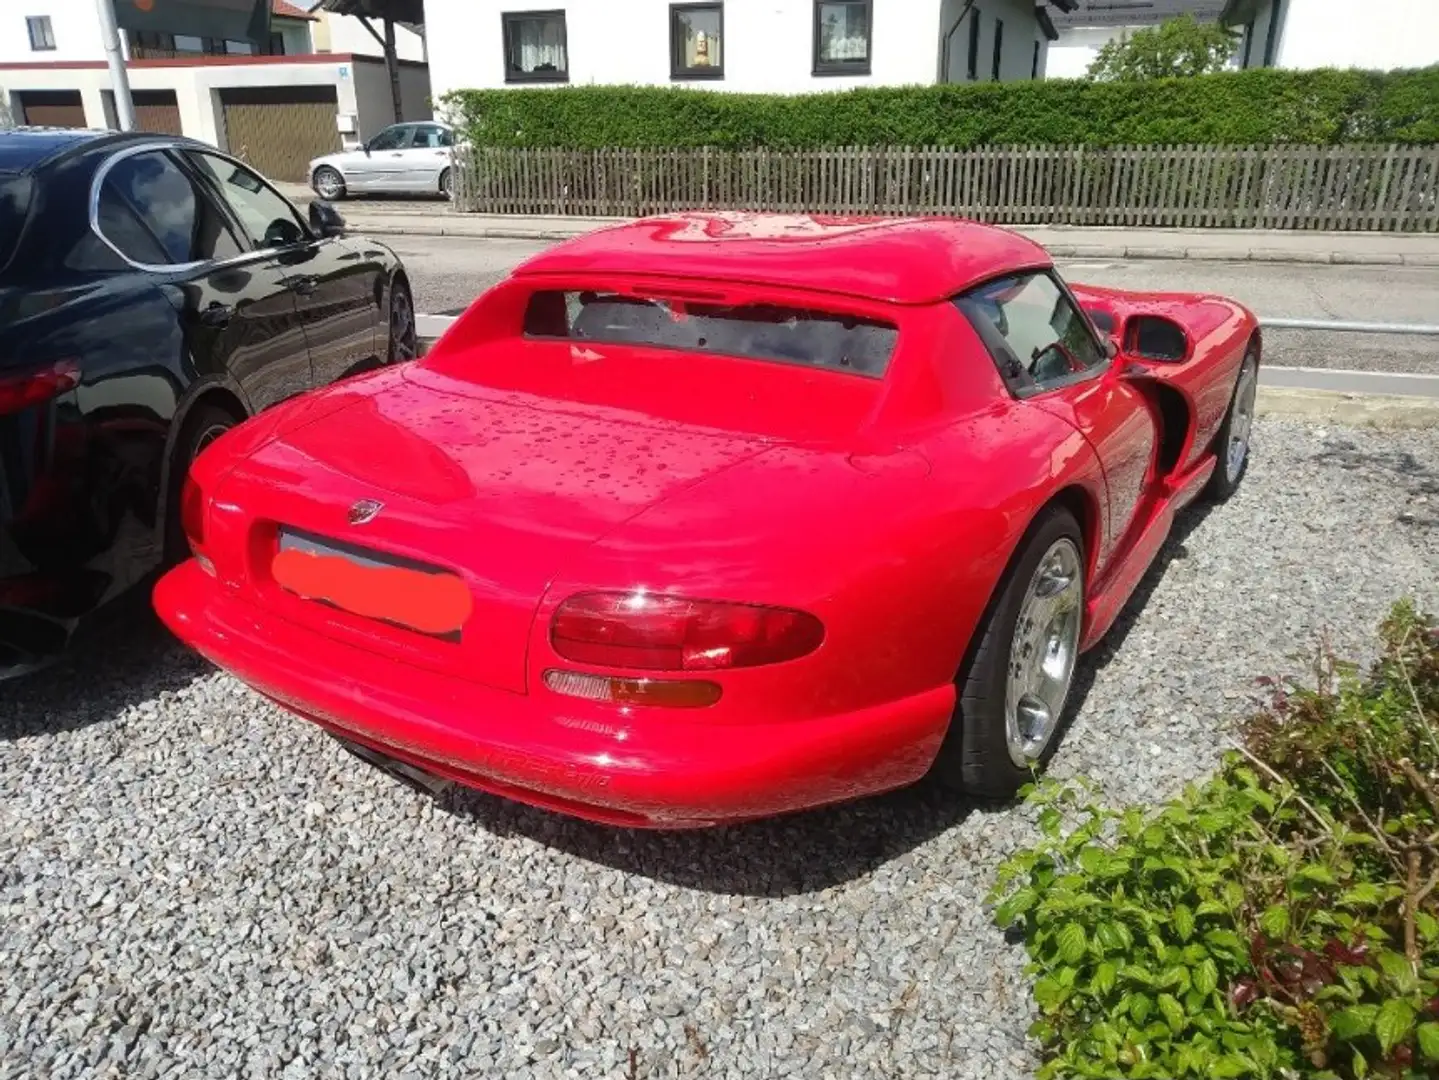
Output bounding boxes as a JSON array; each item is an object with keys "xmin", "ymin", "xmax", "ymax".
[{"xmin": 0, "ymin": 127, "xmax": 418, "ymax": 676}]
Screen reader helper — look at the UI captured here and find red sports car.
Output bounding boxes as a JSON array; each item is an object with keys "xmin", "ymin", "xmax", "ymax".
[{"xmin": 154, "ymin": 213, "xmax": 1259, "ymax": 828}]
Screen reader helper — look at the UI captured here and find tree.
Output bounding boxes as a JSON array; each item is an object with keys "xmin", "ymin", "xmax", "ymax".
[{"xmin": 1086, "ymin": 14, "xmax": 1239, "ymax": 81}]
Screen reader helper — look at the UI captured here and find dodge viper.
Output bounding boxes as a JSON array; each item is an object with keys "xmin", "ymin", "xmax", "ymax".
[{"xmin": 154, "ymin": 212, "xmax": 1260, "ymax": 827}]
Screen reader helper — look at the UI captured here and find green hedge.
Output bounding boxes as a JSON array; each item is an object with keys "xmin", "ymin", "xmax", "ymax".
[{"xmin": 443, "ymin": 67, "xmax": 1439, "ymax": 149}]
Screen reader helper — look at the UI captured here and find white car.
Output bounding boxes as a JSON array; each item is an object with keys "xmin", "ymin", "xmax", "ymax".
[{"xmin": 309, "ymin": 121, "xmax": 456, "ymax": 200}]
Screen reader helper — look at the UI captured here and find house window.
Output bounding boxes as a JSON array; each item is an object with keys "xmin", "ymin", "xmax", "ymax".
[
  {"xmin": 1031, "ymin": 40, "xmax": 1040, "ymax": 79},
  {"xmin": 813, "ymin": 1, "xmax": 871, "ymax": 76},
  {"xmin": 671, "ymin": 3, "xmax": 723, "ymax": 80},
  {"xmin": 991, "ymin": 18, "xmax": 1003, "ymax": 80},
  {"xmin": 966, "ymin": 12, "xmax": 980, "ymax": 80},
  {"xmin": 26, "ymin": 15, "xmax": 56, "ymax": 51},
  {"xmin": 173, "ymin": 34, "xmax": 205, "ymax": 52},
  {"xmin": 502, "ymin": 10, "xmax": 569, "ymax": 82}
]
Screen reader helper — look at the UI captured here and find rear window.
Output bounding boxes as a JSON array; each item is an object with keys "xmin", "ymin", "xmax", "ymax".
[
  {"xmin": 522, "ymin": 290, "xmax": 899, "ymax": 377},
  {"xmin": 0, "ymin": 172, "xmax": 34, "ymax": 272}
]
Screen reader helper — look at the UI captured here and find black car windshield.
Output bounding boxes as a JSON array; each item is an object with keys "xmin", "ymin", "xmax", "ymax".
[
  {"xmin": 521, "ymin": 289, "xmax": 898, "ymax": 377},
  {"xmin": 0, "ymin": 172, "xmax": 34, "ymax": 274}
]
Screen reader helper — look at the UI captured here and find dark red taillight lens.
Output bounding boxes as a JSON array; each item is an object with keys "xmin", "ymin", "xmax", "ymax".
[
  {"xmin": 180, "ymin": 476, "xmax": 206, "ymax": 552},
  {"xmin": 0, "ymin": 360, "xmax": 80, "ymax": 415},
  {"xmin": 551, "ymin": 592, "xmax": 824, "ymax": 671}
]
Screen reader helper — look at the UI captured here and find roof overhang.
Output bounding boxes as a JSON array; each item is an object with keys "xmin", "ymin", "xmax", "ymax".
[
  {"xmin": 1036, "ymin": 7, "xmax": 1060, "ymax": 41},
  {"xmin": 1219, "ymin": 0, "xmax": 1268, "ymax": 24},
  {"xmin": 315, "ymin": 0, "xmax": 425, "ymax": 24},
  {"xmin": 111, "ymin": 0, "xmax": 271, "ymax": 44}
]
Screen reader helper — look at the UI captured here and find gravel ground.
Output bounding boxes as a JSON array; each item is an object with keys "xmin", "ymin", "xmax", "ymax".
[{"xmin": 2, "ymin": 417, "xmax": 1435, "ymax": 1080}]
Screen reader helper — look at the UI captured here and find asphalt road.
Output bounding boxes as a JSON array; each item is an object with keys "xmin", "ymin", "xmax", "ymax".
[{"xmin": 379, "ymin": 234, "xmax": 1439, "ymax": 374}]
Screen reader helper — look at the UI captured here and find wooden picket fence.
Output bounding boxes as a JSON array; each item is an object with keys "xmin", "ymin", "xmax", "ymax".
[{"xmin": 452, "ymin": 143, "xmax": 1439, "ymax": 232}]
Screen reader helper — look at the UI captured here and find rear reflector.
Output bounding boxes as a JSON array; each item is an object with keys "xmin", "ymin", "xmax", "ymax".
[
  {"xmin": 543, "ymin": 669, "xmax": 722, "ymax": 709},
  {"xmin": 0, "ymin": 359, "xmax": 80, "ymax": 415},
  {"xmin": 551, "ymin": 591, "xmax": 823, "ymax": 671}
]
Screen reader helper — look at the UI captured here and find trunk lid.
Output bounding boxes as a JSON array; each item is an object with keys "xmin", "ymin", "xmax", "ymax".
[{"xmin": 215, "ymin": 368, "xmax": 769, "ymax": 693}]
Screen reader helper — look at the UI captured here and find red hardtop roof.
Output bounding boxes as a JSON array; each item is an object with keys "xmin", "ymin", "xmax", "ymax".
[{"xmin": 513, "ymin": 212, "xmax": 1052, "ymax": 306}]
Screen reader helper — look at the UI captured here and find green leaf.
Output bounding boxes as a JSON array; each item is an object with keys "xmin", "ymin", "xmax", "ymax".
[
  {"xmin": 1353, "ymin": 1046, "xmax": 1368, "ymax": 1078},
  {"xmin": 1258, "ymin": 905, "xmax": 1290, "ymax": 939},
  {"xmin": 1038, "ymin": 807, "xmax": 1062, "ymax": 837},
  {"xmin": 1092, "ymin": 961, "xmax": 1118, "ymax": 997},
  {"xmin": 1193, "ymin": 957, "xmax": 1219, "ymax": 997},
  {"xmin": 1057, "ymin": 923, "xmax": 1088, "ymax": 964},
  {"xmin": 1331, "ymin": 1004, "xmax": 1378, "ymax": 1041},
  {"xmin": 1172, "ymin": 904, "xmax": 1196, "ymax": 942},
  {"xmin": 1375, "ymin": 998, "xmax": 1417, "ymax": 1055},
  {"xmin": 1338, "ymin": 882, "xmax": 1384, "ymax": 907},
  {"xmin": 996, "ymin": 888, "xmax": 1037, "ymax": 926},
  {"xmin": 1195, "ymin": 900, "xmax": 1229, "ymax": 918},
  {"xmin": 1033, "ymin": 975, "xmax": 1065, "ymax": 1010},
  {"xmin": 1130, "ymin": 993, "xmax": 1154, "ymax": 1025},
  {"xmin": 1295, "ymin": 863, "xmax": 1338, "ymax": 887},
  {"xmin": 1417, "ymin": 911, "xmax": 1439, "ymax": 942},
  {"xmin": 1077, "ymin": 846, "xmax": 1108, "ymax": 875},
  {"xmin": 1378, "ymin": 950, "xmax": 1418, "ymax": 991},
  {"xmin": 1417, "ymin": 1022, "xmax": 1439, "ymax": 1062},
  {"xmin": 1157, "ymin": 992, "xmax": 1185, "ymax": 1034},
  {"xmin": 1204, "ymin": 929, "xmax": 1245, "ymax": 955},
  {"xmin": 1211, "ymin": 1054, "xmax": 1251, "ymax": 1078}
]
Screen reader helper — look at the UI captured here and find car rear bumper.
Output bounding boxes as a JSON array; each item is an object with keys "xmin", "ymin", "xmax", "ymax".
[{"xmin": 154, "ymin": 560, "xmax": 954, "ymax": 828}]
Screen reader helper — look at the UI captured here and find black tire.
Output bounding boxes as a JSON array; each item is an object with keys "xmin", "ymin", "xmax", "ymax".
[
  {"xmin": 934, "ymin": 506, "xmax": 1085, "ymax": 800},
  {"xmin": 163, "ymin": 402, "xmax": 240, "ymax": 565},
  {"xmin": 1203, "ymin": 344, "xmax": 1259, "ymax": 502},
  {"xmin": 439, "ymin": 168, "xmax": 453, "ymax": 200},
  {"xmin": 313, "ymin": 166, "xmax": 346, "ymax": 201},
  {"xmin": 387, "ymin": 278, "xmax": 418, "ymax": 363}
]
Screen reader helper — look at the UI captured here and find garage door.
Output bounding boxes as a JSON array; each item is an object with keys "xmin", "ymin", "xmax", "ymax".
[
  {"xmin": 219, "ymin": 86, "xmax": 342, "ymax": 184},
  {"xmin": 100, "ymin": 89, "xmax": 183, "ymax": 135},
  {"xmin": 16, "ymin": 90, "xmax": 86, "ymax": 128}
]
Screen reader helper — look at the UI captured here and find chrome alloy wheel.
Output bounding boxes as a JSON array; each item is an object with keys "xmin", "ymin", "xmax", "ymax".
[
  {"xmin": 1004, "ymin": 538, "xmax": 1083, "ymax": 768},
  {"xmin": 1225, "ymin": 357, "xmax": 1259, "ymax": 483}
]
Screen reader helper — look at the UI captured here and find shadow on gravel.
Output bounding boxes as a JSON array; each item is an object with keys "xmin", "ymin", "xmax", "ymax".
[
  {"xmin": 1312, "ymin": 440, "xmax": 1438, "ymax": 530},
  {"xmin": 437, "ymin": 777, "xmax": 986, "ymax": 898},
  {"xmin": 1061, "ymin": 499, "xmax": 1217, "ymax": 730},
  {"xmin": 0, "ymin": 600, "xmax": 209, "ymax": 741}
]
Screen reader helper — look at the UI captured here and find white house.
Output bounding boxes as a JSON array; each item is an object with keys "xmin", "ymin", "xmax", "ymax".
[
  {"xmin": 1045, "ymin": 0, "xmax": 1227, "ymax": 80},
  {"xmin": 1223, "ymin": 0, "xmax": 1439, "ymax": 70},
  {"xmin": 424, "ymin": 1, "xmax": 1079, "ymax": 107}
]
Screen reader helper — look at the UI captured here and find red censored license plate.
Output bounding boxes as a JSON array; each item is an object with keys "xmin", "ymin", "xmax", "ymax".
[{"xmin": 271, "ymin": 528, "xmax": 472, "ymax": 639}]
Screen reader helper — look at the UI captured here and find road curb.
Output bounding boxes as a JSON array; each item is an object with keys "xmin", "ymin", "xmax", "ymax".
[
  {"xmin": 345, "ymin": 220, "xmax": 1439, "ymax": 266},
  {"xmin": 1255, "ymin": 387, "xmax": 1439, "ymax": 428}
]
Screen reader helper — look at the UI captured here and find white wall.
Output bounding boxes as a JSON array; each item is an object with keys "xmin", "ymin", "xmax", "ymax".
[
  {"xmin": 1046, "ymin": 25, "xmax": 1115, "ymax": 79},
  {"xmin": 350, "ymin": 58, "xmax": 433, "ymax": 140},
  {"xmin": 427, "ymin": 0, "xmax": 1045, "ymax": 107},
  {"xmin": 1273, "ymin": 0, "xmax": 1439, "ymax": 70},
  {"xmin": 0, "ymin": 0, "xmax": 106, "ymax": 64},
  {"xmin": 313, "ymin": 12, "xmax": 427, "ymax": 63}
]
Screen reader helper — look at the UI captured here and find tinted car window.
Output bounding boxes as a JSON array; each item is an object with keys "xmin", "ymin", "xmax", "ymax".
[
  {"xmin": 415, "ymin": 126, "xmax": 450, "ymax": 149},
  {"xmin": 523, "ymin": 290, "xmax": 899, "ymax": 377},
  {"xmin": 186, "ymin": 152, "xmax": 308, "ymax": 250},
  {"xmin": 955, "ymin": 271, "xmax": 1106, "ymax": 394},
  {"xmin": 369, "ymin": 125, "xmax": 410, "ymax": 151},
  {"xmin": 0, "ymin": 172, "xmax": 33, "ymax": 273},
  {"xmin": 99, "ymin": 150, "xmax": 242, "ymax": 266}
]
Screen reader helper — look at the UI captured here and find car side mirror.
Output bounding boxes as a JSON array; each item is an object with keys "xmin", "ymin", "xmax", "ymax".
[
  {"xmin": 308, "ymin": 200, "xmax": 346, "ymax": 239},
  {"xmin": 264, "ymin": 218, "xmax": 304, "ymax": 248},
  {"xmin": 1104, "ymin": 337, "xmax": 1120, "ymax": 360}
]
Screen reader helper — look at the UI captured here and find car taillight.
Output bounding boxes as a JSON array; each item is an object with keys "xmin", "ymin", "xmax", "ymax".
[
  {"xmin": 0, "ymin": 360, "xmax": 80, "ymax": 415},
  {"xmin": 551, "ymin": 591, "xmax": 824, "ymax": 671}
]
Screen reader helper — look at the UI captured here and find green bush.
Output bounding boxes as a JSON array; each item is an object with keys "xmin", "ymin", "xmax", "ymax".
[
  {"xmin": 443, "ymin": 67, "xmax": 1439, "ymax": 150},
  {"xmin": 990, "ymin": 601, "xmax": 1439, "ymax": 1079}
]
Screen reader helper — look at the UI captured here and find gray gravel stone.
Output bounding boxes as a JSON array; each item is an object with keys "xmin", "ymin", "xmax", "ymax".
[{"xmin": 1, "ymin": 417, "xmax": 1435, "ymax": 1079}]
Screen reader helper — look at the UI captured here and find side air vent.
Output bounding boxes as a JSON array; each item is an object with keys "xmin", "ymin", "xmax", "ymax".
[{"xmin": 1126, "ymin": 316, "xmax": 1189, "ymax": 362}]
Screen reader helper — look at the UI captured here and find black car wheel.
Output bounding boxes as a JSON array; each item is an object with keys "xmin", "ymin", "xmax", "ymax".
[
  {"xmin": 163, "ymin": 402, "xmax": 240, "ymax": 565},
  {"xmin": 388, "ymin": 279, "xmax": 418, "ymax": 363},
  {"xmin": 1204, "ymin": 344, "xmax": 1260, "ymax": 502},
  {"xmin": 934, "ymin": 506, "xmax": 1086, "ymax": 800},
  {"xmin": 313, "ymin": 166, "xmax": 346, "ymax": 201},
  {"xmin": 439, "ymin": 168, "xmax": 453, "ymax": 200}
]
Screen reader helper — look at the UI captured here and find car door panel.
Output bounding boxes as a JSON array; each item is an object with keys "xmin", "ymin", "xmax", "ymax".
[{"xmin": 185, "ymin": 150, "xmax": 380, "ymax": 388}]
